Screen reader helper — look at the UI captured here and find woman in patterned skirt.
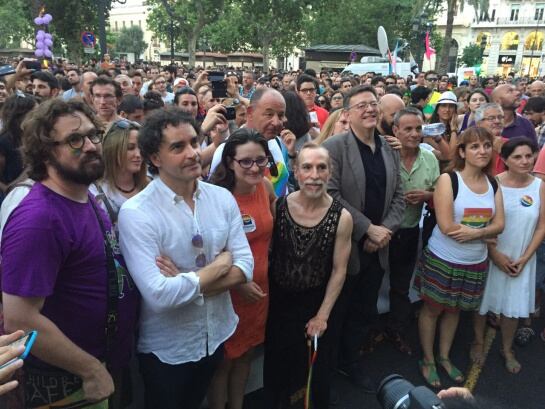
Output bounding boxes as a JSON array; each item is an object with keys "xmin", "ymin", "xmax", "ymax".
[{"xmin": 414, "ymin": 127, "xmax": 505, "ymax": 388}]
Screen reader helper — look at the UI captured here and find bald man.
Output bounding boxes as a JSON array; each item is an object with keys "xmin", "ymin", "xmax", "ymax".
[
  {"xmin": 528, "ymin": 80, "xmax": 545, "ymax": 98},
  {"xmin": 491, "ymin": 84, "xmax": 537, "ymax": 142},
  {"xmin": 377, "ymin": 94, "xmax": 406, "ymax": 136}
]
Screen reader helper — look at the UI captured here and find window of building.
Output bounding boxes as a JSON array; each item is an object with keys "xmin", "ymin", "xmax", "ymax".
[
  {"xmin": 476, "ymin": 32, "xmax": 492, "ymax": 49},
  {"xmin": 536, "ymin": 3, "xmax": 545, "ymax": 20},
  {"xmin": 524, "ymin": 31, "xmax": 544, "ymax": 51},
  {"xmin": 122, "ymin": 21, "xmax": 126, "ymax": 28},
  {"xmin": 114, "ymin": 21, "xmax": 118, "ymax": 31},
  {"xmin": 510, "ymin": 4, "xmax": 520, "ymax": 21},
  {"xmin": 501, "ymin": 32, "xmax": 520, "ymax": 50},
  {"xmin": 130, "ymin": 20, "xmax": 133, "ymax": 26},
  {"xmin": 139, "ymin": 20, "xmax": 142, "ymax": 27},
  {"xmin": 491, "ymin": 9, "xmax": 496, "ymax": 20}
]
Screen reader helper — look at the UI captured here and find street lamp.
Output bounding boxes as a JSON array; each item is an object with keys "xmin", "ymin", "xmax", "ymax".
[{"xmin": 411, "ymin": 12, "xmax": 430, "ymax": 72}]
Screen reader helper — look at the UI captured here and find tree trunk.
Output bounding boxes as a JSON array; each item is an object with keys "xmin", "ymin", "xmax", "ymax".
[
  {"xmin": 436, "ymin": 0, "xmax": 456, "ymax": 73},
  {"xmin": 188, "ymin": 34, "xmax": 197, "ymax": 68},
  {"xmin": 67, "ymin": 38, "xmax": 82, "ymax": 65},
  {"xmin": 261, "ymin": 36, "xmax": 271, "ymax": 74}
]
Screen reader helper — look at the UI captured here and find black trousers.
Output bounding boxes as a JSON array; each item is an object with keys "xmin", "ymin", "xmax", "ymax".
[
  {"xmin": 138, "ymin": 346, "xmax": 223, "ymax": 409},
  {"xmin": 341, "ymin": 250, "xmax": 385, "ymax": 365},
  {"xmin": 387, "ymin": 226, "xmax": 420, "ymax": 333}
]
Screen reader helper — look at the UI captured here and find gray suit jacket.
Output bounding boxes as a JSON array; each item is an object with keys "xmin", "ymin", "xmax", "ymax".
[{"xmin": 322, "ymin": 130, "xmax": 405, "ymax": 275}]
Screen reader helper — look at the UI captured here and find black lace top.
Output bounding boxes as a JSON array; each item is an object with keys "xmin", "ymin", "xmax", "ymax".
[{"xmin": 269, "ymin": 196, "xmax": 343, "ymax": 292}]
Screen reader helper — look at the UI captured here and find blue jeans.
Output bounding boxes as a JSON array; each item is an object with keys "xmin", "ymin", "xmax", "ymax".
[{"xmin": 138, "ymin": 345, "xmax": 223, "ymax": 409}]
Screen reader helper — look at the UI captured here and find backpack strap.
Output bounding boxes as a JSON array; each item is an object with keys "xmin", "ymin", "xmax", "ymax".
[
  {"xmin": 448, "ymin": 171, "xmax": 459, "ymax": 200},
  {"xmin": 487, "ymin": 175, "xmax": 499, "ymax": 194}
]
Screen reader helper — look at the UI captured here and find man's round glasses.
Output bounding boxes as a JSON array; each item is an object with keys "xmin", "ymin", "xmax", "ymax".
[
  {"xmin": 53, "ymin": 130, "xmax": 104, "ymax": 150},
  {"xmin": 300, "ymin": 88, "xmax": 316, "ymax": 94},
  {"xmin": 233, "ymin": 156, "xmax": 270, "ymax": 169}
]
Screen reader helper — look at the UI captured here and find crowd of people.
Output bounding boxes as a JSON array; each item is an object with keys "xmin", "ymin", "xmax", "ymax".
[{"xmin": 0, "ymin": 56, "xmax": 544, "ymax": 409}]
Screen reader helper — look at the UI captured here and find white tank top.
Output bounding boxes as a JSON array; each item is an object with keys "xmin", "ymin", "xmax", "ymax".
[{"xmin": 428, "ymin": 171, "xmax": 496, "ymax": 264}]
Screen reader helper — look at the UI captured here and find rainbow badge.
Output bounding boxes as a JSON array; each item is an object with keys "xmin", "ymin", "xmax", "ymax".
[{"xmin": 520, "ymin": 195, "xmax": 533, "ymax": 207}]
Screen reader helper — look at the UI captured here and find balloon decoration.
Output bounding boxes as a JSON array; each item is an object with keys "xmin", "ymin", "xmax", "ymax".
[{"xmin": 34, "ymin": 7, "xmax": 53, "ymax": 59}]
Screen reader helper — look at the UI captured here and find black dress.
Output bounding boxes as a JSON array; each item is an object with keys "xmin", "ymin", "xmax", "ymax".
[{"xmin": 264, "ymin": 196, "xmax": 343, "ymax": 409}]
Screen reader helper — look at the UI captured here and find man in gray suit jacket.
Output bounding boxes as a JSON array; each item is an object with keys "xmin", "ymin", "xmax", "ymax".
[{"xmin": 322, "ymin": 85, "xmax": 405, "ymax": 392}]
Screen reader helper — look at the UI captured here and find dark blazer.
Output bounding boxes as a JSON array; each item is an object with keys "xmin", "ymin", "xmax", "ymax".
[{"xmin": 322, "ymin": 129, "xmax": 405, "ymax": 275}]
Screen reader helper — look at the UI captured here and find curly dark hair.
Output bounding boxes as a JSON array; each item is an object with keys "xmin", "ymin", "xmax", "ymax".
[
  {"xmin": 138, "ymin": 107, "xmax": 199, "ymax": 175},
  {"xmin": 0, "ymin": 94, "xmax": 37, "ymax": 146},
  {"xmin": 209, "ymin": 128, "xmax": 277, "ymax": 192},
  {"xmin": 143, "ymin": 91, "xmax": 164, "ymax": 114},
  {"xmin": 21, "ymin": 98, "xmax": 101, "ymax": 181}
]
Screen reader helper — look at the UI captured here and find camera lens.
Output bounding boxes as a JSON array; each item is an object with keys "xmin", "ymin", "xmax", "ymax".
[{"xmin": 377, "ymin": 374, "xmax": 414, "ymax": 409}]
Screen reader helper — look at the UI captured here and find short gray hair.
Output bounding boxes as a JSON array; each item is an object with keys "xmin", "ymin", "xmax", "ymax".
[
  {"xmin": 475, "ymin": 102, "xmax": 503, "ymax": 123},
  {"xmin": 393, "ymin": 106, "xmax": 423, "ymax": 126}
]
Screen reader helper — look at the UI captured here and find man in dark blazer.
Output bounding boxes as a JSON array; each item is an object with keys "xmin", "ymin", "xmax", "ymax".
[{"xmin": 322, "ymin": 85, "xmax": 405, "ymax": 392}]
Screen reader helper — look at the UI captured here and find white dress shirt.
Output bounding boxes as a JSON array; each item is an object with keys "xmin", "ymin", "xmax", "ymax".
[{"xmin": 118, "ymin": 178, "xmax": 253, "ymax": 364}]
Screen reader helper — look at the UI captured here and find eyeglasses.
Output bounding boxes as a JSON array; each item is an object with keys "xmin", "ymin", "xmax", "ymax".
[
  {"xmin": 299, "ymin": 88, "xmax": 316, "ymax": 94},
  {"xmin": 347, "ymin": 101, "xmax": 378, "ymax": 111},
  {"xmin": 426, "ymin": 77, "xmax": 438, "ymax": 82},
  {"xmin": 52, "ymin": 130, "xmax": 104, "ymax": 150},
  {"xmin": 104, "ymin": 119, "xmax": 141, "ymax": 141},
  {"xmin": 331, "ymin": 96, "xmax": 343, "ymax": 101},
  {"xmin": 483, "ymin": 115, "xmax": 504, "ymax": 122},
  {"xmin": 233, "ymin": 156, "xmax": 270, "ymax": 169},
  {"xmin": 192, "ymin": 234, "xmax": 206, "ymax": 268}
]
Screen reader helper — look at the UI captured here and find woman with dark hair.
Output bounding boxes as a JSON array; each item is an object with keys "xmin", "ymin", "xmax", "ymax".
[
  {"xmin": 281, "ymin": 90, "xmax": 313, "ymax": 145},
  {"xmin": 207, "ymin": 128, "xmax": 276, "ymax": 409},
  {"xmin": 329, "ymin": 90, "xmax": 344, "ymax": 111},
  {"xmin": 317, "ymin": 94, "xmax": 331, "ymax": 112},
  {"xmin": 0, "ymin": 94, "xmax": 37, "ymax": 194},
  {"xmin": 414, "ymin": 127, "xmax": 505, "ymax": 388},
  {"xmin": 473, "ymin": 137, "xmax": 545, "ymax": 374},
  {"xmin": 458, "ymin": 89, "xmax": 489, "ymax": 133}
]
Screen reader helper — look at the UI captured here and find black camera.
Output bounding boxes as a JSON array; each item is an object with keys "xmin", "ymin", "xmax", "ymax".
[
  {"xmin": 208, "ymin": 71, "xmax": 227, "ymax": 98},
  {"xmin": 224, "ymin": 106, "xmax": 236, "ymax": 120},
  {"xmin": 377, "ymin": 375, "xmax": 446, "ymax": 409}
]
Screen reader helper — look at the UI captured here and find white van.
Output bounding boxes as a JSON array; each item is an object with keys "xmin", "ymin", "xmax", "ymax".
[{"xmin": 341, "ymin": 62, "xmax": 412, "ymax": 77}]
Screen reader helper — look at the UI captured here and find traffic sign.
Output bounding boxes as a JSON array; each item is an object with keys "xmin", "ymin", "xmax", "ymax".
[{"xmin": 81, "ymin": 31, "xmax": 96, "ymax": 47}]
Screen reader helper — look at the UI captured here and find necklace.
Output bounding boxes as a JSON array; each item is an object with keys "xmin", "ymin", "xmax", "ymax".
[{"xmin": 115, "ymin": 183, "xmax": 136, "ymax": 194}]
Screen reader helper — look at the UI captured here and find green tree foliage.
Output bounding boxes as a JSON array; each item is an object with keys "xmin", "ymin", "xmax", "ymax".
[
  {"xmin": 0, "ymin": 0, "xmax": 34, "ymax": 48},
  {"xmin": 114, "ymin": 26, "xmax": 147, "ymax": 58},
  {"xmin": 305, "ymin": 0, "xmax": 415, "ymax": 50},
  {"xmin": 461, "ymin": 43, "xmax": 484, "ymax": 67},
  {"xmin": 146, "ymin": 0, "xmax": 224, "ymax": 67}
]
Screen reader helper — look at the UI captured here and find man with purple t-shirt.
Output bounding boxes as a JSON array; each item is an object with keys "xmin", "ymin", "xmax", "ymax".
[{"xmin": 1, "ymin": 99, "xmax": 138, "ymax": 408}]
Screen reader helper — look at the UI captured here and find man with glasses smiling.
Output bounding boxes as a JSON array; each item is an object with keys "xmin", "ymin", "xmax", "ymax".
[
  {"xmin": 322, "ymin": 85, "xmax": 404, "ymax": 392},
  {"xmin": 118, "ymin": 108, "xmax": 253, "ymax": 409},
  {"xmin": 1, "ymin": 98, "xmax": 139, "ymax": 407}
]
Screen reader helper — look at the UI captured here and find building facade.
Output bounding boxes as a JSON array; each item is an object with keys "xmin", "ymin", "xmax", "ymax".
[{"xmin": 436, "ymin": 0, "xmax": 545, "ymax": 77}]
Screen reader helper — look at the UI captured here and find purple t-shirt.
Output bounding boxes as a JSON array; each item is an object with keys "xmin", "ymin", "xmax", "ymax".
[
  {"xmin": 1, "ymin": 183, "xmax": 139, "ymax": 369},
  {"xmin": 502, "ymin": 113, "xmax": 537, "ymax": 142}
]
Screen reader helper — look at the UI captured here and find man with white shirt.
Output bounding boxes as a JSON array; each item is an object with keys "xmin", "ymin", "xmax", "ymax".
[{"xmin": 118, "ymin": 108, "xmax": 253, "ymax": 409}]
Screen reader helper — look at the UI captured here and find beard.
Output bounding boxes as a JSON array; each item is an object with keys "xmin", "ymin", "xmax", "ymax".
[
  {"xmin": 380, "ymin": 118, "xmax": 394, "ymax": 136},
  {"xmin": 49, "ymin": 153, "xmax": 105, "ymax": 186}
]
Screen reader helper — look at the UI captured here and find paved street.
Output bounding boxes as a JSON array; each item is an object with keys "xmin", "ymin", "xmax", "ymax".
[{"xmin": 243, "ymin": 306, "xmax": 545, "ymax": 409}]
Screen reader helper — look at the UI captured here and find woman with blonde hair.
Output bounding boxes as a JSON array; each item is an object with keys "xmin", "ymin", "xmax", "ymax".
[
  {"xmin": 90, "ymin": 119, "xmax": 148, "ymax": 227},
  {"xmin": 315, "ymin": 109, "xmax": 349, "ymax": 144}
]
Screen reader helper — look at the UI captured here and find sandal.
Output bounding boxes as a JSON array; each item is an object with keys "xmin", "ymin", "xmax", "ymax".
[
  {"xmin": 437, "ymin": 357, "xmax": 465, "ymax": 384},
  {"xmin": 419, "ymin": 359, "xmax": 441, "ymax": 389},
  {"xmin": 469, "ymin": 342, "xmax": 485, "ymax": 366},
  {"xmin": 500, "ymin": 348, "xmax": 521, "ymax": 374},
  {"xmin": 514, "ymin": 327, "xmax": 535, "ymax": 347}
]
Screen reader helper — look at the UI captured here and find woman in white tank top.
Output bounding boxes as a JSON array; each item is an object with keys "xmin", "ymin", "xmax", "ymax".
[
  {"xmin": 474, "ymin": 137, "xmax": 545, "ymax": 374},
  {"xmin": 414, "ymin": 127, "xmax": 505, "ymax": 388}
]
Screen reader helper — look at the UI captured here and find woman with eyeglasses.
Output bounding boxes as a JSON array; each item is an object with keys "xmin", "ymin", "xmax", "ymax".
[
  {"xmin": 89, "ymin": 119, "xmax": 148, "ymax": 229},
  {"xmin": 207, "ymin": 128, "xmax": 276, "ymax": 409},
  {"xmin": 329, "ymin": 90, "xmax": 344, "ymax": 111},
  {"xmin": 458, "ymin": 89, "xmax": 490, "ymax": 133}
]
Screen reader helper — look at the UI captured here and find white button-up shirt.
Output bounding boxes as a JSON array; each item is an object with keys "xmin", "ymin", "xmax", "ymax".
[{"xmin": 118, "ymin": 178, "xmax": 253, "ymax": 364}]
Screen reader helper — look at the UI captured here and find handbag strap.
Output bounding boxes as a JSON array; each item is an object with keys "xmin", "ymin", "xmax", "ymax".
[
  {"xmin": 88, "ymin": 195, "xmax": 119, "ymax": 366},
  {"xmin": 93, "ymin": 183, "xmax": 118, "ymax": 225}
]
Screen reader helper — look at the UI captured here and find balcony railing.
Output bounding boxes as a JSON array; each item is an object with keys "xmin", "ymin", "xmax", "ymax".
[{"xmin": 473, "ymin": 16, "xmax": 544, "ymax": 26}]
